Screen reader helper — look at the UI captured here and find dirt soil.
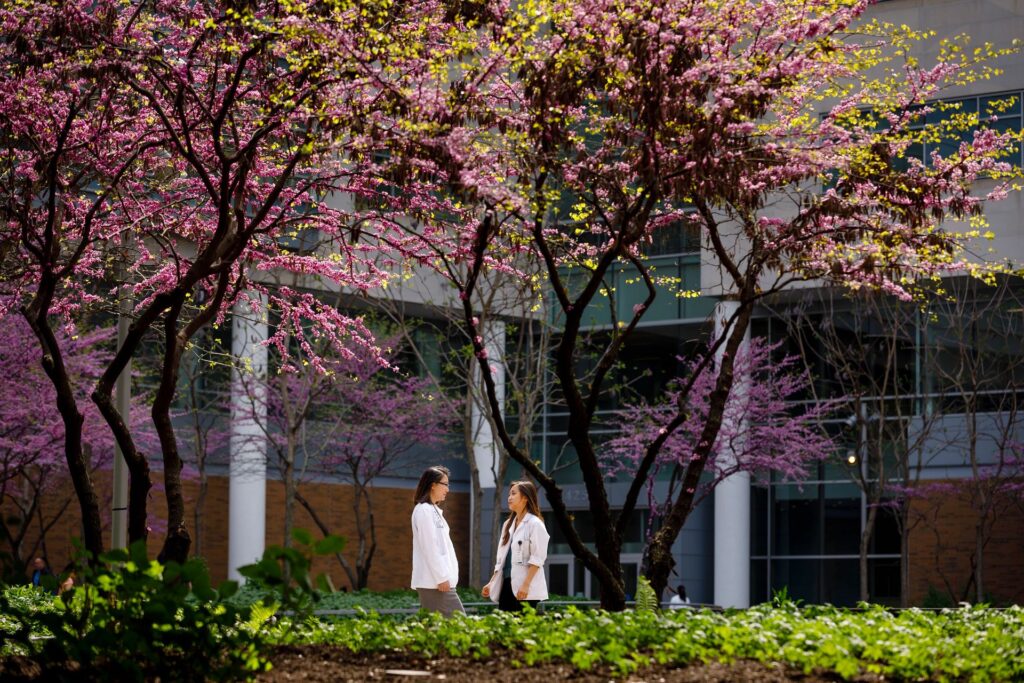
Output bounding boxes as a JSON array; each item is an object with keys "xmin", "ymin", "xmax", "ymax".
[
  {"xmin": 258, "ymin": 645, "xmax": 882, "ymax": 682},
  {"xmin": 0, "ymin": 646, "xmax": 883, "ymax": 681}
]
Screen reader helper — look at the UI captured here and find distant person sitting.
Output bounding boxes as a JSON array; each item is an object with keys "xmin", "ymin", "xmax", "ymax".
[
  {"xmin": 30, "ymin": 557, "xmax": 51, "ymax": 587},
  {"xmin": 669, "ymin": 584, "xmax": 690, "ymax": 609}
]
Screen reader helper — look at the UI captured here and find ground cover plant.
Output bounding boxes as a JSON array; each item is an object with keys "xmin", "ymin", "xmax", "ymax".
[
  {"xmin": 4, "ymin": 576, "xmax": 1022, "ymax": 681},
  {"xmin": 224, "ymin": 585, "xmax": 591, "ymax": 611},
  {"xmin": 268, "ymin": 604, "xmax": 1024, "ymax": 682}
]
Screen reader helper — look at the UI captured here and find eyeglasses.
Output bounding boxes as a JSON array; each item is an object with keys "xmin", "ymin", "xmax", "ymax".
[{"xmin": 436, "ymin": 481, "xmax": 450, "ymax": 488}]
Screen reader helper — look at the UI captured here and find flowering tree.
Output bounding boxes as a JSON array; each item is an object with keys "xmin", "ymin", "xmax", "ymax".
[
  {"xmin": 0, "ymin": 0, "xmax": 456, "ymax": 561},
  {"xmin": 604, "ymin": 339, "xmax": 835, "ymax": 515},
  {"xmin": 0, "ymin": 316, "xmax": 122, "ymax": 578},
  {"xmin": 372, "ymin": 259, "xmax": 558, "ymax": 584},
  {"xmin": 360, "ymin": 0, "xmax": 1020, "ymax": 607},
  {"xmin": 242, "ymin": 331, "xmax": 456, "ymax": 590},
  {"xmin": 0, "ymin": 0, "xmax": 165, "ymax": 557}
]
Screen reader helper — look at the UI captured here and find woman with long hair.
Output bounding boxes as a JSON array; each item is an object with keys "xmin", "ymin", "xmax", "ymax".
[
  {"xmin": 481, "ymin": 480, "xmax": 550, "ymax": 611},
  {"xmin": 410, "ymin": 465, "xmax": 464, "ymax": 616}
]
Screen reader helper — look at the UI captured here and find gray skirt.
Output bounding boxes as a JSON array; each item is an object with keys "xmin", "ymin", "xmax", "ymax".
[{"xmin": 416, "ymin": 588, "xmax": 465, "ymax": 617}]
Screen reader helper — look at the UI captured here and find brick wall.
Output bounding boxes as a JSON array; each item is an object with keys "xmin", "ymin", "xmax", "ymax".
[
  {"xmin": 4, "ymin": 470, "xmax": 469, "ymax": 591},
  {"xmin": 907, "ymin": 482, "xmax": 1024, "ymax": 605},
  {"xmin": 10, "ymin": 471, "xmax": 1022, "ymax": 605}
]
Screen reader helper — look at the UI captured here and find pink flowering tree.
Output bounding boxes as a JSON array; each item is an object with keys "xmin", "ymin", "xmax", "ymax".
[
  {"xmin": 359, "ymin": 0, "xmax": 1020, "ymax": 607},
  {"xmin": 0, "ymin": 315, "xmax": 127, "ymax": 578},
  {"xmin": 0, "ymin": 0, "xmax": 458, "ymax": 561},
  {"xmin": 0, "ymin": 0, "xmax": 166, "ymax": 557},
  {"xmin": 239, "ymin": 331, "xmax": 457, "ymax": 590},
  {"xmin": 603, "ymin": 339, "xmax": 836, "ymax": 516},
  {"xmin": 302, "ymin": 354, "xmax": 456, "ymax": 591}
]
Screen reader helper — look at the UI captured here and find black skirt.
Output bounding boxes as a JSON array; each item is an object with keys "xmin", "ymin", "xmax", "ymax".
[{"xmin": 498, "ymin": 577, "xmax": 540, "ymax": 612}]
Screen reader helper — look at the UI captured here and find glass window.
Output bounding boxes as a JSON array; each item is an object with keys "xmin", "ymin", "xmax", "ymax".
[
  {"xmin": 900, "ymin": 91, "xmax": 1024, "ymax": 168},
  {"xmin": 821, "ymin": 559, "xmax": 860, "ymax": 607},
  {"xmin": 574, "ymin": 561, "xmax": 588, "ymax": 599},
  {"xmin": 644, "ymin": 221, "xmax": 701, "ymax": 257},
  {"xmin": 750, "ymin": 559, "xmax": 769, "ymax": 605},
  {"xmin": 868, "ymin": 558, "xmax": 901, "ymax": 605},
  {"xmin": 751, "ymin": 485, "xmax": 769, "ymax": 557},
  {"xmin": 823, "ymin": 483, "xmax": 861, "ymax": 555},
  {"xmin": 622, "ymin": 562, "xmax": 639, "ymax": 600},
  {"xmin": 771, "ymin": 558, "xmax": 820, "ymax": 604},
  {"xmin": 772, "ymin": 485, "xmax": 821, "ymax": 556},
  {"xmin": 869, "ymin": 505, "xmax": 901, "ymax": 555},
  {"xmin": 547, "ymin": 562, "xmax": 570, "ymax": 597},
  {"xmin": 617, "ymin": 259, "xmax": 681, "ymax": 322}
]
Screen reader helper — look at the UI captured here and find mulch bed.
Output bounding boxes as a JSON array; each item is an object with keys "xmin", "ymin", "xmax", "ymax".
[
  {"xmin": 0, "ymin": 645, "xmax": 883, "ymax": 681},
  {"xmin": 258, "ymin": 645, "xmax": 882, "ymax": 682}
]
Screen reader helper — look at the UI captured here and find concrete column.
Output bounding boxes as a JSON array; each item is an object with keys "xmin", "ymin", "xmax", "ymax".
[
  {"xmin": 471, "ymin": 320, "xmax": 505, "ymax": 580},
  {"xmin": 712, "ymin": 300, "xmax": 751, "ymax": 608},
  {"xmin": 471, "ymin": 320, "xmax": 506, "ymax": 491},
  {"xmin": 228, "ymin": 292, "xmax": 268, "ymax": 581}
]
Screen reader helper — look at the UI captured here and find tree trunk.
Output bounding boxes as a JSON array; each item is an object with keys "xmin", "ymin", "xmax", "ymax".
[
  {"xmin": 646, "ymin": 295, "xmax": 755, "ymax": 600},
  {"xmin": 190, "ymin": 376, "xmax": 208, "ymax": 559},
  {"xmin": 283, "ymin": 447, "xmax": 296, "ymax": 550},
  {"xmin": 899, "ymin": 502, "xmax": 910, "ymax": 608},
  {"xmin": 195, "ymin": 464, "xmax": 207, "ymax": 559},
  {"xmin": 489, "ymin": 454, "xmax": 510, "ymax": 582},
  {"xmin": 860, "ymin": 499, "xmax": 878, "ymax": 602},
  {"xmin": 295, "ymin": 490, "xmax": 358, "ymax": 590},
  {"xmin": 973, "ymin": 485, "xmax": 991, "ymax": 604},
  {"xmin": 22, "ymin": 304, "xmax": 104, "ymax": 559},
  {"xmin": 355, "ymin": 485, "xmax": 377, "ymax": 590},
  {"xmin": 152, "ymin": 298, "xmax": 192, "ymax": 564}
]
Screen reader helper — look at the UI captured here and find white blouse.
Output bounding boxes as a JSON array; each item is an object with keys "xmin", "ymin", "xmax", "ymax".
[{"xmin": 410, "ymin": 502, "xmax": 459, "ymax": 590}]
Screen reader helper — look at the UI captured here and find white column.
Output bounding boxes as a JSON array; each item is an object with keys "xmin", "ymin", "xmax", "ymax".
[
  {"xmin": 471, "ymin": 320, "xmax": 506, "ymax": 490},
  {"xmin": 228, "ymin": 292, "xmax": 268, "ymax": 581},
  {"xmin": 713, "ymin": 300, "xmax": 751, "ymax": 608}
]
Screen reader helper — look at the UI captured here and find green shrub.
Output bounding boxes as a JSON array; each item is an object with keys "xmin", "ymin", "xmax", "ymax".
[
  {"xmin": 922, "ymin": 584, "xmax": 956, "ymax": 608},
  {"xmin": 1, "ymin": 529, "xmax": 345, "ymax": 681},
  {"xmin": 2, "ymin": 541, "xmax": 265, "ymax": 681}
]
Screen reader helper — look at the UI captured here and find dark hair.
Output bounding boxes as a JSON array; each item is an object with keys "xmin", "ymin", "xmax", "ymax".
[
  {"xmin": 501, "ymin": 480, "xmax": 543, "ymax": 546},
  {"xmin": 414, "ymin": 465, "xmax": 450, "ymax": 506},
  {"xmin": 677, "ymin": 585, "xmax": 687, "ymax": 600}
]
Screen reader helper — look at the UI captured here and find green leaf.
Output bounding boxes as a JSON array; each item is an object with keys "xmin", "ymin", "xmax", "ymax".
[
  {"xmin": 217, "ymin": 580, "xmax": 240, "ymax": 600},
  {"xmin": 291, "ymin": 528, "xmax": 314, "ymax": 546},
  {"xmin": 313, "ymin": 534, "xmax": 345, "ymax": 555}
]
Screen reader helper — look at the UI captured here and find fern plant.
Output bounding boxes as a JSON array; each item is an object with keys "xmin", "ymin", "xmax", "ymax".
[{"xmin": 634, "ymin": 576, "xmax": 659, "ymax": 612}]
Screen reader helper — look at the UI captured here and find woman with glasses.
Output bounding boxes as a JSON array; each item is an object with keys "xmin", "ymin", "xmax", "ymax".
[
  {"xmin": 411, "ymin": 465, "xmax": 464, "ymax": 616},
  {"xmin": 482, "ymin": 480, "xmax": 550, "ymax": 612}
]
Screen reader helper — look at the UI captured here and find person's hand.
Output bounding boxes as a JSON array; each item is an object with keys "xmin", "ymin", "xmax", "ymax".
[
  {"xmin": 516, "ymin": 585, "xmax": 529, "ymax": 600},
  {"xmin": 481, "ymin": 584, "xmax": 490, "ymax": 598},
  {"xmin": 437, "ymin": 581, "xmax": 451, "ymax": 592}
]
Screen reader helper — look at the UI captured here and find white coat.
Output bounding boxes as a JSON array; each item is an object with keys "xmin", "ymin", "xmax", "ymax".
[
  {"xmin": 487, "ymin": 512, "xmax": 550, "ymax": 602},
  {"xmin": 410, "ymin": 502, "xmax": 459, "ymax": 590}
]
